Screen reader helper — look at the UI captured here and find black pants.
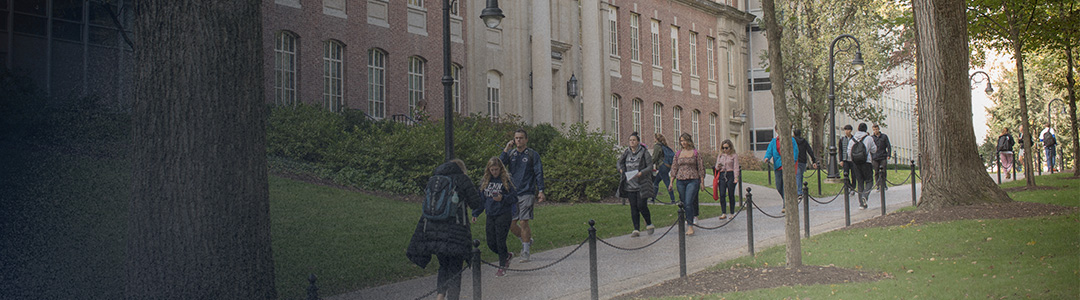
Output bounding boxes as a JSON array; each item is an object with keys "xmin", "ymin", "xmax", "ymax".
[
  {"xmin": 717, "ymin": 171, "xmax": 736, "ymax": 213},
  {"xmin": 436, "ymin": 254, "xmax": 465, "ymax": 299},
  {"xmin": 627, "ymin": 191, "xmax": 652, "ymax": 230},
  {"xmin": 871, "ymin": 159, "xmax": 887, "ymax": 188},
  {"xmin": 485, "ymin": 212, "xmax": 513, "ymax": 266},
  {"xmin": 852, "ymin": 162, "xmax": 874, "ymax": 201},
  {"xmin": 842, "ymin": 162, "xmax": 854, "ymax": 189}
]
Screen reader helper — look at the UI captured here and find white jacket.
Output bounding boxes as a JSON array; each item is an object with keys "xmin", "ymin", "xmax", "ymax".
[{"xmin": 846, "ymin": 131, "xmax": 878, "ymax": 163}]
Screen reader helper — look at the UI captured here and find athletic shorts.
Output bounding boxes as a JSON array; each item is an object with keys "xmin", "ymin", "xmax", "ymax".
[{"xmin": 513, "ymin": 194, "xmax": 536, "ymax": 221}]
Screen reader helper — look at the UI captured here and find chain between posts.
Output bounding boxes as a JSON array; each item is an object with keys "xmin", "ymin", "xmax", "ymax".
[
  {"xmin": 479, "ymin": 238, "xmax": 589, "ymax": 273},
  {"xmin": 596, "ymin": 218, "xmax": 681, "ymax": 251},
  {"xmin": 690, "ymin": 207, "xmax": 744, "ymax": 230},
  {"xmin": 413, "ymin": 264, "xmax": 471, "ymax": 300},
  {"xmin": 750, "ymin": 198, "xmax": 786, "ymax": 219}
]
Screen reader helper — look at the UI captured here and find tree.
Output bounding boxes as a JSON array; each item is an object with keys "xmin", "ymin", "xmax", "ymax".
[
  {"xmin": 760, "ymin": 0, "xmax": 802, "ymax": 267},
  {"xmin": 125, "ymin": 2, "xmax": 276, "ymax": 298},
  {"xmin": 968, "ymin": 0, "xmax": 1047, "ymax": 186},
  {"xmin": 913, "ymin": 0, "xmax": 1012, "ymax": 209},
  {"xmin": 984, "ymin": 54, "xmax": 1073, "ymax": 172},
  {"xmin": 1027, "ymin": 0, "xmax": 1079, "ymax": 176}
]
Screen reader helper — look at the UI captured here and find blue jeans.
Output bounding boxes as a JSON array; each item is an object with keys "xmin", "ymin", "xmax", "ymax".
[
  {"xmin": 1046, "ymin": 146, "xmax": 1056, "ymax": 171},
  {"xmin": 653, "ymin": 165, "xmax": 676, "ymax": 203},
  {"xmin": 774, "ymin": 168, "xmax": 785, "ymax": 199},
  {"xmin": 675, "ymin": 178, "xmax": 700, "ymax": 224},
  {"xmin": 796, "ymin": 162, "xmax": 807, "ymax": 196}
]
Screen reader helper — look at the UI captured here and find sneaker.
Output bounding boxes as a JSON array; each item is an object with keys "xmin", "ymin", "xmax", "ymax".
[
  {"xmin": 506, "ymin": 252, "xmax": 514, "ymax": 268},
  {"xmin": 646, "ymin": 224, "xmax": 655, "ymax": 235},
  {"xmin": 495, "ymin": 268, "xmax": 506, "ymax": 277},
  {"xmin": 719, "ymin": 214, "xmax": 727, "ymax": 220},
  {"xmin": 519, "ymin": 251, "xmax": 531, "ymax": 263},
  {"xmin": 631, "ymin": 230, "xmax": 640, "ymax": 237},
  {"xmin": 686, "ymin": 226, "xmax": 695, "ymax": 236}
]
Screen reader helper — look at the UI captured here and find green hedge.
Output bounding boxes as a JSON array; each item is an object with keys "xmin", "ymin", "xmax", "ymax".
[{"xmin": 266, "ymin": 106, "xmax": 619, "ymax": 201}]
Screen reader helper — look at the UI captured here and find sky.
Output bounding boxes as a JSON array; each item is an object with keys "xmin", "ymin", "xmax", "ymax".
[{"xmin": 970, "ymin": 50, "xmax": 1010, "ymax": 143}]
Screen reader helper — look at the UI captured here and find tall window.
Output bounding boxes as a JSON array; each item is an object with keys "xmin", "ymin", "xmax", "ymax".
[
  {"xmin": 706, "ymin": 37, "xmax": 716, "ymax": 81},
  {"xmin": 324, "ymin": 40, "xmax": 344, "ymax": 112},
  {"xmin": 408, "ymin": 56, "xmax": 426, "ymax": 117},
  {"xmin": 727, "ymin": 43, "xmax": 735, "ymax": 85},
  {"xmin": 275, "ymin": 31, "xmax": 298, "ymax": 106},
  {"xmin": 670, "ymin": 26, "xmax": 680, "ymax": 71},
  {"xmin": 709, "ymin": 113, "xmax": 718, "ymax": 149},
  {"xmin": 368, "ymin": 48, "xmax": 386, "ymax": 118},
  {"xmin": 629, "ymin": 13, "xmax": 640, "ymax": 61},
  {"xmin": 650, "ymin": 19, "xmax": 661, "ymax": 66},
  {"xmin": 610, "ymin": 94, "xmax": 621, "ymax": 141},
  {"xmin": 653, "ymin": 102, "xmax": 663, "ymax": 134},
  {"xmin": 632, "ymin": 99, "xmax": 642, "ymax": 133},
  {"xmin": 689, "ymin": 32, "xmax": 698, "ymax": 76},
  {"xmin": 452, "ymin": 64, "xmax": 462, "ymax": 113},
  {"xmin": 608, "ymin": 7, "xmax": 618, "ymax": 56},
  {"xmin": 691, "ymin": 110, "xmax": 700, "ymax": 147},
  {"xmin": 487, "ymin": 71, "xmax": 502, "ymax": 119},
  {"xmin": 673, "ymin": 106, "xmax": 683, "ymax": 142}
]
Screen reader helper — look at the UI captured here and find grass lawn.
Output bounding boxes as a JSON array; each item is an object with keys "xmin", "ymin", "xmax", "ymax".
[
  {"xmin": 739, "ymin": 168, "xmax": 922, "ymax": 197},
  {"xmin": 684, "ymin": 172, "xmax": 1079, "ymax": 299}
]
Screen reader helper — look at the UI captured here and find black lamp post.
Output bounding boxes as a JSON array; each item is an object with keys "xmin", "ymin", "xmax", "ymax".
[
  {"xmin": 1047, "ymin": 98, "xmax": 1063, "ymax": 172},
  {"xmin": 826, "ymin": 34, "xmax": 864, "ymax": 179},
  {"xmin": 969, "ymin": 71, "xmax": 994, "ymax": 94},
  {"xmin": 444, "ymin": 0, "xmax": 504, "ymax": 161}
]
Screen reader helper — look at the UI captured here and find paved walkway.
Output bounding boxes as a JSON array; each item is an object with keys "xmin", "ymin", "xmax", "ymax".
[{"xmin": 331, "ymin": 170, "xmax": 937, "ymax": 300}]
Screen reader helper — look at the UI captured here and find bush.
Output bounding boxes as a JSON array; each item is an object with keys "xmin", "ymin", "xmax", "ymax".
[
  {"xmin": 542, "ymin": 123, "xmax": 619, "ymax": 203},
  {"xmin": 739, "ymin": 151, "xmax": 766, "ymax": 171}
]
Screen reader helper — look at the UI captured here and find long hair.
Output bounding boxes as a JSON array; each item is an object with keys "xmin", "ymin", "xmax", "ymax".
[
  {"xmin": 720, "ymin": 139, "xmax": 735, "ymax": 155},
  {"xmin": 655, "ymin": 133, "xmax": 668, "ymax": 147},
  {"xmin": 479, "ymin": 157, "xmax": 514, "ymax": 191},
  {"xmin": 680, "ymin": 133, "xmax": 695, "ymax": 150}
]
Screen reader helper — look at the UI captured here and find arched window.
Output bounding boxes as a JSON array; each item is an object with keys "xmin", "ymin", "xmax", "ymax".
[
  {"xmin": 408, "ymin": 56, "xmax": 426, "ymax": 117},
  {"xmin": 653, "ymin": 102, "xmax": 663, "ymax": 135},
  {"xmin": 368, "ymin": 48, "xmax": 387, "ymax": 119},
  {"xmin": 275, "ymin": 31, "xmax": 298, "ymax": 106},
  {"xmin": 691, "ymin": 110, "xmax": 700, "ymax": 147},
  {"xmin": 709, "ymin": 113, "xmax": 718, "ymax": 150},
  {"xmin": 324, "ymin": 40, "xmax": 344, "ymax": 112},
  {"xmin": 632, "ymin": 98, "xmax": 643, "ymax": 134},
  {"xmin": 673, "ymin": 106, "xmax": 683, "ymax": 143},
  {"xmin": 451, "ymin": 64, "xmax": 463, "ymax": 113},
  {"xmin": 610, "ymin": 94, "xmax": 621, "ymax": 141},
  {"xmin": 486, "ymin": 71, "xmax": 502, "ymax": 119}
]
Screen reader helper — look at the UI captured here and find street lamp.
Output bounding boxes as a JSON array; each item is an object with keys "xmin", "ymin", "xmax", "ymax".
[
  {"xmin": 826, "ymin": 34, "xmax": 864, "ymax": 179},
  {"xmin": 444, "ymin": 0, "xmax": 504, "ymax": 161},
  {"xmin": 1047, "ymin": 98, "xmax": 1064, "ymax": 172},
  {"xmin": 969, "ymin": 71, "xmax": 994, "ymax": 94}
]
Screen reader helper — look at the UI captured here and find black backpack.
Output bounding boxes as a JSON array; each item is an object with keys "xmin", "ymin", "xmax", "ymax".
[
  {"xmin": 1043, "ymin": 131, "xmax": 1057, "ymax": 147},
  {"xmin": 422, "ymin": 175, "xmax": 462, "ymax": 222},
  {"xmin": 851, "ymin": 136, "xmax": 869, "ymax": 164}
]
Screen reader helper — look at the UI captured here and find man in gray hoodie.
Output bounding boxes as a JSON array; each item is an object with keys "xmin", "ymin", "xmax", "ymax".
[{"xmin": 847, "ymin": 123, "xmax": 878, "ymax": 209}]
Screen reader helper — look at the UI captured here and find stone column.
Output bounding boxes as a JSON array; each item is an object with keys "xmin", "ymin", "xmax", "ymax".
[
  {"xmin": 531, "ymin": 0, "xmax": 554, "ymax": 125},
  {"xmin": 581, "ymin": 0, "xmax": 604, "ymax": 132}
]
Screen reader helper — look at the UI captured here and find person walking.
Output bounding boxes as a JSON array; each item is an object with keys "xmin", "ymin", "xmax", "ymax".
[
  {"xmin": 713, "ymin": 139, "xmax": 741, "ymax": 219},
  {"xmin": 406, "ymin": 160, "xmax": 482, "ymax": 300},
  {"xmin": 617, "ymin": 132, "xmax": 656, "ymax": 237},
  {"xmin": 669, "ymin": 133, "xmax": 706, "ymax": 236},
  {"xmin": 793, "ymin": 129, "xmax": 818, "ymax": 196},
  {"xmin": 1018, "ymin": 125, "xmax": 1034, "ymax": 172},
  {"xmin": 847, "ymin": 123, "xmax": 878, "ymax": 209},
  {"xmin": 501, "ymin": 129, "xmax": 546, "ymax": 263},
  {"xmin": 838, "ymin": 125, "xmax": 855, "ymax": 194},
  {"xmin": 471, "ymin": 157, "xmax": 517, "ymax": 277},
  {"xmin": 651, "ymin": 133, "xmax": 677, "ymax": 204},
  {"xmin": 763, "ymin": 127, "xmax": 799, "ymax": 199},
  {"xmin": 870, "ymin": 124, "xmax": 892, "ymax": 190},
  {"xmin": 1039, "ymin": 123, "xmax": 1058, "ymax": 172},
  {"xmin": 996, "ymin": 127, "xmax": 1015, "ymax": 178}
]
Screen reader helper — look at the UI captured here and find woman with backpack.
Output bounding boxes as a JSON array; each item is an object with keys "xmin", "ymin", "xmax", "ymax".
[
  {"xmin": 406, "ymin": 159, "xmax": 481, "ymax": 300},
  {"xmin": 471, "ymin": 157, "xmax": 517, "ymax": 277},
  {"xmin": 651, "ymin": 133, "xmax": 677, "ymax": 204},
  {"xmin": 713, "ymin": 139, "xmax": 741, "ymax": 220},
  {"xmin": 618, "ymin": 132, "xmax": 656, "ymax": 237},
  {"xmin": 669, "ymin": 133, "xmax": 706, "ymax": 236},
  {"xmin": 996, "ymin": 127, "xmax": 1015, "ymax": 178}
]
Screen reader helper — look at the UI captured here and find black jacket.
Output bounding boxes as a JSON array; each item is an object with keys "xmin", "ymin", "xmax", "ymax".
[
  {"xmin": 871, "ymin": 133, "xmax": 891, "ymax": 161},
  {"xmin": 406, "ymin": 161, "xmax": 482, "ymax": 268},
  {"xmin": 996, "ymin": 133, "xmax": 1015, "ymax": 152},
  {"xmin": 794, "ymin": 136, "xmax": 817, "ymax": 164}
]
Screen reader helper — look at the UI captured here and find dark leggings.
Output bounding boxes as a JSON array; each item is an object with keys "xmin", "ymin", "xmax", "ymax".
[
  {"xmin": 485, "ymin": 212, "xmax": 513, "ymax": 266},
  {"xmin": 628, "ymin": 191, "xmax": 652, "ymax": 230},
  {"xmin": 717, "ymin": 171, "xmax": 736, "ymax": 213},
  {"xmin": 436, "ymin": 254, "xmax": 465, "ymax": 299}
]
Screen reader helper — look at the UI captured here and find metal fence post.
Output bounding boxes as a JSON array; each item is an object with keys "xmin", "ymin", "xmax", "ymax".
[
  {"xmin": 767, "ymin": 162, "xmax": 773, "ymax": 185},
  {"xmin": 307, "ymin": 274, "xmax": 319, "ymax": 300},
  {"xmin": 879, "ymin": 164, "xmax": 886, "ymax": 216},
  {"xmin": 678, "ymin": 202, "xmax": 687, "ymax": 277},
  {"xmin": 1037, "ymin": 150, "xmax": 1042, "ymax": 175},
  {"xmin": 997, "ymin": 152, "xmax": 1002, "ymax": 184},
  {"xmin": 738, "ymin": 171, "xmax": 744, "ymax": 207},
  {"xmin": 910, "ymin": 160, "xmax": 917, "ymax": 207},
  {"xmin": 588, "ymin": 220, "xmax": 598, "ymax": 300},
  {"xmin": 472, "ymin": 240, "xmax": 482, "ymax": 300},
  {"xmin": 745, "ymin": 188, "xmax": 755, "ymax": 255},
  {"xmin": 803, "ymin": 182, "xmax": 810, "ymax": 238},
  {"xmin": 816, "ymin": 163, "xmax": 822, "ymax": 195},
  {"xmin": 843, "ymin": 171, "xmax": 851, "ymax": 226}
]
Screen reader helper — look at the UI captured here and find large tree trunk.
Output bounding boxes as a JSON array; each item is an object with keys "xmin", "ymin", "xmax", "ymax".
[
  {"xmin": 761, "ymin": 0, "xmax": 802, "ymax": 267},
  {"xmin": 912, "ymin": 0, "xmax": 1012, "ymax": 209},
  {"xmin": 126, "ymin": 2, "xmax": 276, "ymax": 299},
  {"xmin": 1007, "ymin": 4, "xmax": 1038, "ymax": 186},
  {"xmin": 1065, "ymin": 43, "xmax": 1079, "ymax": 176}
]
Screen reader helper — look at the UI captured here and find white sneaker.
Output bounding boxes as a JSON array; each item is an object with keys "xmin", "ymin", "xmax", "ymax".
[
  {"xmin": 631, "ymin": 230, "xmax": 640, "ymax": 237},
  {"xmin": 646, "ymin": 224, "xmax": 655, "ymax": 235},
  {"xmin": 519, "ymin": 251, "xmax": 531, "ymax": 263}
]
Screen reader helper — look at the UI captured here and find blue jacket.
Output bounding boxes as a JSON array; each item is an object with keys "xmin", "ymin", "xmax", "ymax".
[
  {"xmin": 764, "ymin": 137, "xmax": 799, "ymax": 170},
  {"xmin": 472, "ymin": 181, "xmax": 517, "ymax": 218},
  {"xmin": 500, "ymin": 148, "xmax": 545, "ymax": 196}
]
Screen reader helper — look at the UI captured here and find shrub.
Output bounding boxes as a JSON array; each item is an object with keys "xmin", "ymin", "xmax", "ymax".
[
  {"xmin": 739, "ymin": 151, "xmax": 765, "ymax": 171},
  {"xmin": 542, "ymin": 123, "xmax": 619, "ymax": 203},
  {"xmin": 266, "ymin": 104, "xmax": 347, "ymax": 162}
]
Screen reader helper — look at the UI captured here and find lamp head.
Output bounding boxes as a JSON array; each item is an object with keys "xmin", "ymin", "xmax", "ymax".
[
  {"xmin": 480, "ymin": 0, "xmax": 505, "ymax": 28},
  {"xmin": 851, "ymin": 51, "xmax": 865, "ymax": 70},
  {"xmin": 984, "ymin": 82, "xmax": 994, "ymax": 94},
  {"xmin": 567, "ymin": 74, "xmax": 579, "ymax": 98}
]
